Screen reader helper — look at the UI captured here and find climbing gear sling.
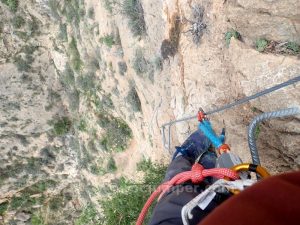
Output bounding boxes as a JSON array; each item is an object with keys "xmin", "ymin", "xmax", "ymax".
[{"xmin": 136, "ymin": 164, "xmax": 239, "ymax": 225}]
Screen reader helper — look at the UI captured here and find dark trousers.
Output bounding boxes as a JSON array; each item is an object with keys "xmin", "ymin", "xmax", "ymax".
[{"xmin": 148, "ymin": 155, "xmax": 229, "ymax": 225}]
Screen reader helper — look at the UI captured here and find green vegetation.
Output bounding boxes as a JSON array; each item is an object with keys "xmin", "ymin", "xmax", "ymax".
[
  {"xmin": 77, "ymin": 73, "xmax": 96, "ymax": 95},
  {"xmin": 255, "ymin": 125, "xmax": 261, "ymax": 139},
  {"xmin": 153, "ymin": 56, "xmax": 163, "ymax": 71},
  {"xmin": 225, "ymin": 29, "xmax": 241, "ymax": 47},
  {"xmin": 108, "ymin": 61, "xmax": 113, "ymax": 72},
  {"xmin": 40, "ymin": 146, "xmax": 56, "ymax": 164},
  {"xmin": 45, "ymin": 89, "xmax": 61, "ymax": 111},
  {"xmin": 63, "ymin": 0, "xmax": 81, "ymax": 28},
  {"xmin": 48, "ymin": 191, "xmax": 72, "ymax": 212},
  {"xmin": 1, "ymin": 0, "xmax": 19, "ymax": 12},
  {"xmin": 9, "ymin": 181, "xmax": 54, "ymax": 211},
  {"xmin": 8, "ymin": 192, "xmax": 45, "ymax": 216},
  {"xmin": 79, "ymin": 8, "xmax": 85, "ymax": 18},
  {"xmin": 99, "ymin": 94, "xmax": 112, "ymax": 112},
  {"xmin": 49, "ymin": 196, "xmax": 64, "ymax": 211},
  {"xmin": 48, "ymin": 90, "xmax": 61, "ymax": 102},
  {"xmin": 251, "ymin": 106, "xmax": 258, "ymax": 112},
  {"xmin": 24, "ymin": 180, "xmax": 57, "ymax": 194},
  {"xmin": 86, "ymin": 57, "xmax": 100, "ymax": 71},
  {"xmin": 75, "ymin": 204, "xmax": 101, "ymax": 225},
  {"xmin": 12, "ymin": 15, "xmax": 25, "ymax": 29},
  {"xmin": 102, "ymin": 0, "xmax": 114, "ymax": 13},
  {"xmin": 26, "ymin": 157, "xmax": 43, "ymax": 174},
  {"xmin": 10, "ymin": 195, "xmax": 26, "ymax": 209},
  {"xmin": 48, "ymin": 0, "xmax": 60, "ymax": 19},
  {"xmin": 98, "ymin": 114, "xmax": 132, "ymax": 152},
  {"xmin": 79, "ymin": 145, "xmax": 93, "ymax": 169},
  {"xmin": 126, "ymin": 86, "xmax": 142, "ymax": 112},
  {"xmin": 100, "ymin": 34, "xmax": 115, "ymax": 48},
  {"xmin": 61, "ymin": 64, "xmax": 75, "ymax": 88},
  {"xmin": 90, "ymin": 163, "xmax": 105, "ymax": 175},
  {"xmin": 0, "ymin": 21, "xmax": 3, "ymax": 35},
  {"xmin": 10, "ymin": 193, "xmax": 36, "ymax": 210},
  {"xmin": 102, "ymin": 94, "xmax": 114, "ymax": 109},
  {"xmin": 286, "ymin": 42, "xmax": 300, "ymax": 53},
  {"xmin": 255, "ymin": 38, "xmax": 269, "ymax": 52},
  {"xmin": 0, "ymin": 202, "xmax": 8, "ymax": 216},
  {"xmin": 88, "ymin": 7, "xmax": 95, "ymax": 19},
  {"xmin": 0, "ymin": 158, "xmax": 42, "ymax": 181},
  {"xmin": 92, "ymin": 94, "xmax": 115, "ymax": 113},
  {"xmin": 23, "ymin": 45, "xmax": 38, "ymax": 55},
  {"xmin": 16, "ymin": 134, "xmax": 29, "ymax": 146},
  {"xmin": 133, "ymin": 48, "xmax": 149, "ymax": 75},
  {"xmin": 121, "ymin": 0, "xmax": 146, "ymax": 36},
  {"xmin": 100, "ymin": 159, "xmax": 167, "ymax": 224},
  {"xmin": 53, "ymin": 117, "xmax": 72, "ymax": 136},
  {"xmin": 132, "ymin": 49, "xmax": 155, "ymax": 81},
  {"xmin": 58, "ymin": 63, "xmax": 80, "ymax": 111},
  {"xmin": 118, "ymin": 61, "xmax": 127, "ymax": 75},
  {"xmin": 67, "ymin": 89, "xmax": 80, "ymax": 111},
  {"xmin": 77, "ymin": 118, "xmax": 87, "ymax": 131},
  {"xmin": 58, "ymin": 23, "xmax": 68, "ymax": 42},
  {"xmin": 69, "ymin": 37, "xmax": 82, "ymax": 72},
  {"xmin": 14, "ymin": 45, "xmax": 37, "ymax": 72},
  {"xmin": 28, "ymin": 17, "xmax": 40, "ymax": 36},
  {"xmin": 90, "ymin": 156, "xmax": 116, "ymax": 175},
  {"xmin": 31, "ymin": 213, "xmax": 44, "ymax": 225},
  {"xmin": 107, "ymin": 156, "xmax": 117, "ymax": 172},
  {"xmin": 254, "ymin": 39, "xmax": 299, "ymax": 55},
  {"xmin": 114, "ymin": 28, "xmax": 122, "ymax": 45},
  {"xmin": 15, "ymin": 31, "xmax": 29, "ymax": 40},
  {"xmin": 14, "ymin": 55, "xmax": 30, "ymax": 72},
  {"xmin": 100, "ymin": 133, "xmax": 124, "ymax": 152}
]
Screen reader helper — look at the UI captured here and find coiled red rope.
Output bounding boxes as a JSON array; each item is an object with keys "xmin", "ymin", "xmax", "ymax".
[{"xmin": 136, "ymin": 163, "xmax": 239, "ymax": 225}]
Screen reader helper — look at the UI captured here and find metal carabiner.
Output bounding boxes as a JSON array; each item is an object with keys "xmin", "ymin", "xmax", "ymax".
[{"xmin": 232, "ymin": 163, "xmax": 270, "ymax": 178}]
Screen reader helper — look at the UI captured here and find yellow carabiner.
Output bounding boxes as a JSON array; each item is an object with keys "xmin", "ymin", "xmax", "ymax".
[
  {"xmin": 232, "ymin": 163, "xmax": 270, "ymax": 178},
  {"xmin": 229, "ymin": 163, "xmax": 270, "ymax": 195}
]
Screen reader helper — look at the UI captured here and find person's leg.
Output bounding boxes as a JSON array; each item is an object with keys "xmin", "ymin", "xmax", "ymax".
[
  {"xmin": 164, "ymin": 130, "xmax": 217, "ymax": 182},
  {"xmin": 148, "ymin": 130, "xmax": 218, "ymax": 225}
]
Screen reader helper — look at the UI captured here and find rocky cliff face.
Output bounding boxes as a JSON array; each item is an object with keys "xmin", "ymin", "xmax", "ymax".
[{"xmin": 0, "ymin": 0, "xmax": 299, "ymax": 224}]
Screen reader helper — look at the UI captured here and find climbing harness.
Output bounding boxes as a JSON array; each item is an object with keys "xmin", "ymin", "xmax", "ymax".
[
  {"xmin": 136, "ymin": 75, "xmax": 300, "ymax": 225},
  {"xmin": 181, "ymin": 179, "xmax": 256, "ymax": 225},
  {"xmin": 136, "ymin": 164, "xmax": 239, "ymax": 225},
  {"xmin": 180, "ymin": 164, "xmax": 270, "ymax": 225},
  {"xmin": 162, "ymin": 75, "xmax": 300, "ymax": 152}
]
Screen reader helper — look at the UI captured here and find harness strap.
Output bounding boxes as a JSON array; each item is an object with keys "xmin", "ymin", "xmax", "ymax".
[
  {"xmin": 181, "ymin": 179, "xmax": 256, "ymax": 225},
  {"xmin": 136, "ymin": 164, "xmax": 239, "ymax": 225}
]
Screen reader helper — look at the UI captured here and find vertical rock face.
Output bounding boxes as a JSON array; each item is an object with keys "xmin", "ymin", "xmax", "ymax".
[
  {"xmin": 226, "ymin": 0, "xmax": 300, "ymax": 43},
  {"xmin": 0, "ymin": 0, "xmax": 299, "ymax": 223}
]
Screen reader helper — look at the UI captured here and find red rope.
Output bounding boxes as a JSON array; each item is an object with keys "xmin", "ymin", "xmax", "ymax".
[{"xmin": 136, "ymin": 164, "xmax": 239, "ymax": 225}]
